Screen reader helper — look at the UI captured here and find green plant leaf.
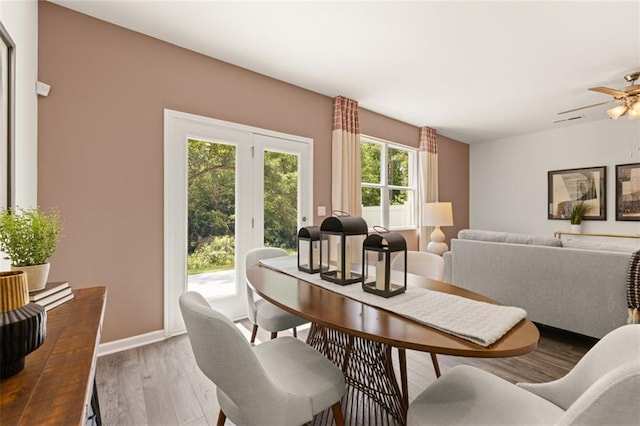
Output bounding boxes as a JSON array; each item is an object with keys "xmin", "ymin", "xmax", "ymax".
[{"xmin": 0, "ymin": 207, "xmax": 63, "ymax": 266}]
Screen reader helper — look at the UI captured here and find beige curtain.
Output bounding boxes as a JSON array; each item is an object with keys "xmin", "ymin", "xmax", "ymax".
[
  {"xmin": 331, "ymin": 96, "xmax": 362, "ymax": 216},
  {"xmin": 418, "ymin": 127, "xmax": 438, "ymax": 251}
]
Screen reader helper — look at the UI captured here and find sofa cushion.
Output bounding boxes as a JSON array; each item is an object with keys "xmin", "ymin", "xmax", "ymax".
[
  {"xmin": 561, "ymin": 236, "xmax": 639, "ymax": 253},
  {"xmin": 457, "ymin": 229, "xmax": 562, "ymax": 247}
]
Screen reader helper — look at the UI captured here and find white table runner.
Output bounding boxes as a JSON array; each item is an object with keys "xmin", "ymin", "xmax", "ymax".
[{"xmin": 259, "ymin": 256, "xmax": 527, "ymax": 347}]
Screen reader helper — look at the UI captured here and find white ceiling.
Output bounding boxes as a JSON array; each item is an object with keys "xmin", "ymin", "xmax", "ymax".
[{"xmin": 51, "ymin": 0, "xmax": 640, "ymax": 144}]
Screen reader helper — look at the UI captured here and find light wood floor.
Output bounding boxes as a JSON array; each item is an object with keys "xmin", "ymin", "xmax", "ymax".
[{"xmin": 96, "ymin": 321, "xmax": 595, "ymax": 426}]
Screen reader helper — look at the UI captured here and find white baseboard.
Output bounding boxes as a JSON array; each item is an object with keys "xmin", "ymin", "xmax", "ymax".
[{"xmin": 98, "ymin": 330, "xmax": 166, "ymax": 357}]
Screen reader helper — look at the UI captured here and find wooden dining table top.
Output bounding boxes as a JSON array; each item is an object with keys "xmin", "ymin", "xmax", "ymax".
[{"xmin": 247, "ymin": 264, "xmax": 540, "ymax": 358}]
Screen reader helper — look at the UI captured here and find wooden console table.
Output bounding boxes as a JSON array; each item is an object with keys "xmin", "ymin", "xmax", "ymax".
[{"xmin": 1, "ymin": 286, "xmax": 107, "ymax": 425}]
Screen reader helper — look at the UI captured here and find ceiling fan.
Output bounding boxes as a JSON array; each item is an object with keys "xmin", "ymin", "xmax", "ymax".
[{"xmin": 558, "ymin": 71, "xmax": 640, "ymax": 120}]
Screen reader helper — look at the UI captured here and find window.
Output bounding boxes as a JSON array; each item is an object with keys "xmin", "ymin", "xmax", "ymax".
[{"xmin": 361, "ymin": 136, "xmax": 417, "ymax": 229}]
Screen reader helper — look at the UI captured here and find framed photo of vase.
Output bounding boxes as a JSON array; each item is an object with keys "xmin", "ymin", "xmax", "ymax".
[
  {"xmin": 547, "ymin": 166, "xmax": 606, "ymax": 220},
  {"xmin": 615, "ymin": 163, "xmax": 640, "ymax": 221},
  {"xmin": 0, "ymin": 20, "xmax": 15, "ymax": 210}
]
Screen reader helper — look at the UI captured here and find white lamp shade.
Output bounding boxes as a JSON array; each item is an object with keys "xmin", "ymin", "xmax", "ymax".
[{"xmin": 423, "ymin": 202, "xmax": 453, "ymax": 227}]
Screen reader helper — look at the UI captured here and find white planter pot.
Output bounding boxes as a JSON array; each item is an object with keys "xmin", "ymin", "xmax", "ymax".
[
  {"xmin": 11, "ymin": 263, "xmax": 51, "ymax": 292},
  {"xmin": 570, "ymin": 224, "xmax": 582, "ymax": 233}
]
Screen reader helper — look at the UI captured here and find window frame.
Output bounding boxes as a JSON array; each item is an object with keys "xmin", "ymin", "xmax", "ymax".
[{"xmin": 360, "ymin": 135, "xmax": 418, "ymax": 230}]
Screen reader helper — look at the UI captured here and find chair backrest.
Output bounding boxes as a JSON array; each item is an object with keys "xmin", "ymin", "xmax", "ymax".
[
  {"xmin": 244, "ymin": 247, "xmax": 289, "ymax": 323},
  {"xmin": 518, "ymin": 324, "xmax": 640, "ymax": 411},
  {"xmin": 179, "ymin": 291, "xmax": 299, "ymax": 423},
  {"xmin": 556, "ymin": 359, "xmax": 640, "ymax": 425},
  {"xmin": 391, "ymin": 251, "xmax": 445, "ymax": 282}
]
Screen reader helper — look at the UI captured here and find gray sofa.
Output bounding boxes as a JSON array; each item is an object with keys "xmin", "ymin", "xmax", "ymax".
[{"xmin": 443, "ymin": 230, "xmax": 635, "ymax": 339}]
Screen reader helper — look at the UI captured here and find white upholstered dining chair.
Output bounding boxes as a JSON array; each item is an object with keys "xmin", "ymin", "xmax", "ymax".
[
  {"xmin": 245, "ymin": 247, "xmax": 308, "ymax": 343},
  {"xmin": 392, "ymin": 250, "xmax": 445, "ymax": 377},
  {"xmin": 408, "ymin": 324, "xmax": 640, "ymax": 425},
  {"xmin": 391, "ymin": 250, "xmax": 445, "ymax": 282},
  {"xmin": 180, "ymin": 291, "xmax": 346, "ymax": 426}
]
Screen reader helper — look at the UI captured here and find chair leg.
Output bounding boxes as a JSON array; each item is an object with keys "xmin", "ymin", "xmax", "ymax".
[
  {"xmin": 250, "ymin": 324, "xmax": 259, "ymax": 344},
  {"xmin": 293, "ymin": 327, "xmax": 297, "ymax": 338},
  {"xmin": 331, "ymin": 401, "xmax": 345, "ymax": 426},
  {"xmin": 216, "ymin": 410, "xmax": 226, "ymax": 426},
  {"xmin": 430, "ymin": 352, "xmax": 441, "ymax": 378},
  {"xmin": 270, "ymin": 331, "xmax": 278, "ymax": 340}
]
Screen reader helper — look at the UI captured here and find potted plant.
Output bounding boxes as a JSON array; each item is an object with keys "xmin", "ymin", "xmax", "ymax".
[
  {"xmin": 568, "ymin": 200, "xmax": 592, "ymax": 233},
  {"xmin": 0, "ymin": 207, "xmax": 63, "ymax": 292}
]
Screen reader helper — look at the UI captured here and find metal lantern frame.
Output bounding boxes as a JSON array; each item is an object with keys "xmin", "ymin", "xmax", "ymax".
[
  {"xmin": 362, "ymin": 228, "xmax": 407, "ymax": 298},
  {"xmin": 319, "ymin": 214, "xmax": 368, "ymax": 285},
  {"xmin": 297, "ymin": 226, "xmax": 325, "ymax": 274}
]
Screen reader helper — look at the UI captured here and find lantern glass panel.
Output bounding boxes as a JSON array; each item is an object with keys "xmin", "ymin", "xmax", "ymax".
[
  {"xmin": 390, "ymin": 252, "xmax": 406, "ymax": 287},
  {"xmin": 314, "ymin": 240, "xmax": 323, "ymax": 271},
  {"xmin": 320, "ymin": 234, "xmax": 364, "ymax": 283},
  {"xmin": 364, "ymin": 250, "xmax": 390, "ymax": 291},
  {"xmin": 299, "ymin": 239, "xmax": 311, "ymax": 270}
]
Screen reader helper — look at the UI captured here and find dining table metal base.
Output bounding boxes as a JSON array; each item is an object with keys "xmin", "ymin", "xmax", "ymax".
[{"xmin": 307, "ymin": 323, "xmax": 407, "ymax": 426}]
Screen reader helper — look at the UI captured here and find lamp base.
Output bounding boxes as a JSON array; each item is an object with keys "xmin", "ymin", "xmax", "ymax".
[{"xmin": 427, "ymin": 226, "xmax": 449, "ymax": 256}]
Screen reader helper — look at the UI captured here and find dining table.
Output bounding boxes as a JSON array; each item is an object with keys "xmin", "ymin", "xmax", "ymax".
[{"xmin": 247, "ymin": 259, "xmax": 540, "ymax": 426}]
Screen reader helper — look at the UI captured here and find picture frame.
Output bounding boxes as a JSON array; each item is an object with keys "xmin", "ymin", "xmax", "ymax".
[
  {"xmin": 615, "ymin": 163, "xmax": 640, "ymax": 221},
  {"xmin": 548, "ymin": 166, "xmax": 606, "ymax": 220},
  {"xmin": 0, "ymin": 20, "xmax": 15, "ymax": 209}
]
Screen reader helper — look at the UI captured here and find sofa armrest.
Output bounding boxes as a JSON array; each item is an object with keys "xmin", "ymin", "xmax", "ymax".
[{"xmin": 443, "ymin": 250, "xmax": 452, "ymax": 283}]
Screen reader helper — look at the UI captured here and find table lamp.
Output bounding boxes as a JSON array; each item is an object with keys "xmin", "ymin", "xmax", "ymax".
[{"xmin": 423, "ymin": 202, "xmax": 453, "ymax": 255}]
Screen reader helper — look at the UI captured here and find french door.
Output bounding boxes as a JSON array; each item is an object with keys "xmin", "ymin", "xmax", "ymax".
[{"xmin": 164, "ymin": 110, "xmax": 312, "ymax": 337}]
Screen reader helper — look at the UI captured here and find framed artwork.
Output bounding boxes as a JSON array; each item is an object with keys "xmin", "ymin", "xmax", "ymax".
[
  {"xmin": 616, "ymin": 163, "xmax": 640, "ymax": 221},
  {"xmin": 548, "ymin": 166, "xmax": 606, "ymax": 220},
  {"xmin": 0, "ymin": 20, "xmax": 15, "ymax": 209}
]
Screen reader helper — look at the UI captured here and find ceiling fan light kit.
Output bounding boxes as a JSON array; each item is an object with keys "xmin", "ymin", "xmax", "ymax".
[
  {"xmin": 560, "ymin": 71, "xmax": 640, "ymax": 121},
  {"xmin": 607, "ymin": 104, "xmax": 629, "ymax": 120}
]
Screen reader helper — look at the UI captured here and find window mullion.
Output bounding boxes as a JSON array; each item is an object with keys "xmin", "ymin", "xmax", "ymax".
[{"xmin": 380, "ymin": 144, "xmax": 389, "ymax": 227}]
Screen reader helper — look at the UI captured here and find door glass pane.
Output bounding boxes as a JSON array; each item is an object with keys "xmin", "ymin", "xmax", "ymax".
[
  {"xmin": 389, "ymin": 189, "xmax": 415, "ymax": 228},
  {"xmin": 264, "ymin": 150, "xmax": 298, "ymax": 252},
  {"xmin": 187, "ymin": 139, "xmax": 236, "ymax": 299},
  {"xmin": 362, "ymin": 187, "xmax": 381, "ymax": 226}
]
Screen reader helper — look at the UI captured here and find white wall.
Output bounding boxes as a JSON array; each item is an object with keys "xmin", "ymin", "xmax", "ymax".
[
  {"xmin": 0, "ymin": 0, "xmax": 38, "ymax": 269},
  {"xmin": 471, "ymin": 118, "xmax": 640, "ymax": 236}
]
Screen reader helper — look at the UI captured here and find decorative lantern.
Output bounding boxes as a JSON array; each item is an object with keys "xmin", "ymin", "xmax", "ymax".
[
  {"xmin": 362, "ymin": 228, "xmax": 407, "ymax": 298},
  {"xmin": 297, "ymin": 226, "xmax": 326, "ymax": 273},
  {"xmin": 320, "ymin": 213, "xmax": 368, "ymax": 285}
]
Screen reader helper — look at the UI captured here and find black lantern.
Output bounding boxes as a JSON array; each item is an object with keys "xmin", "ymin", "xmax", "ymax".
[
  {"xmin": 362, "ymin": 229, "xmax": 407, "ymax": 297},
  {"xmin": 320, "ymin": 213, "xmax": 368, "ymax": 285},
  {"xmin": 297, "ymin": 226, "xmax": 326, "ymax": 273}
]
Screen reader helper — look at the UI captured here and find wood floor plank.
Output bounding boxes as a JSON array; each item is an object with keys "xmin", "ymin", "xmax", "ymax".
[
  {"xmin": 96, "ymin": 351, "xmax": 120, "ymax": 426},
  {"xmin": 116, "ymin": 349, "xmax": 148, "ymax": 426},
  {"xmin": 143, "ymin": 383, "xmax": 179, "ymax": 426},
  {"xmin": 117, "ymin": 390, "xmax": 148, "ymax": 426},
  {"xmin": 171, "ymin": 375, "xmax": 206, "ymax": 425}
]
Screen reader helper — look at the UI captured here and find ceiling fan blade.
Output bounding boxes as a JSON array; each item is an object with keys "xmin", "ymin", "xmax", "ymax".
[
  {"xmin": 557, "ymin": 99, "xmax": 617, "ymax": 115},
  {"xmin": 589, "ymin": 86, "xmax": 628, "ymax": 97}
]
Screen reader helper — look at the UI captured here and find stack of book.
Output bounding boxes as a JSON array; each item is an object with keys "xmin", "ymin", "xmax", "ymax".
[{"xmin": 29, "ymin": 281, "xmax": 74, "ymax": 311}]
